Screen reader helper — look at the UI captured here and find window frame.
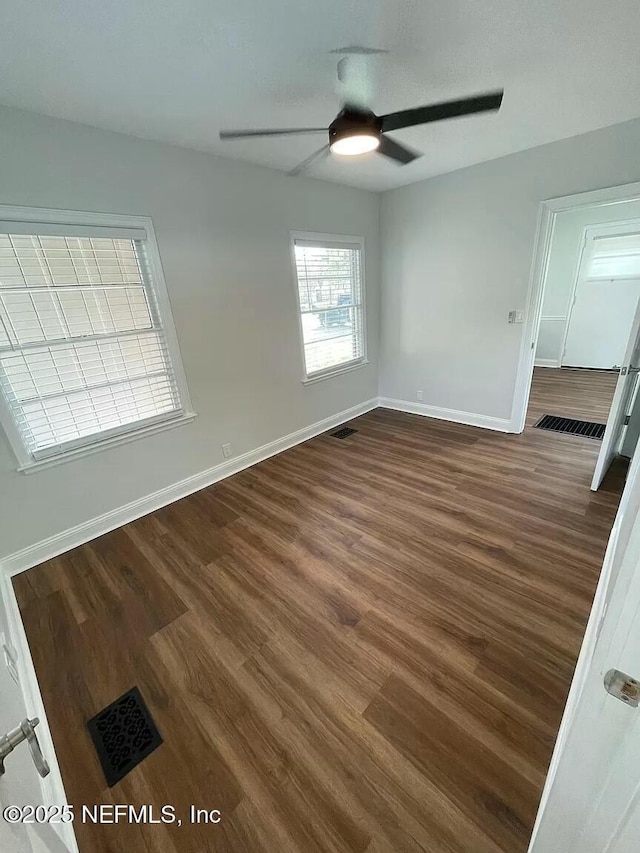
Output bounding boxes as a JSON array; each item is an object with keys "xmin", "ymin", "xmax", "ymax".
[
  {"xmin": 583, "ymin": 223, "xmax": 640, "ymax": 282},
  {"xmin": 290, "ymin": 230, "xmax": 368, "ymax": 384},
  {"xmin": 0, "ymin": 204, "xmax": 195, "ymax": 473}
]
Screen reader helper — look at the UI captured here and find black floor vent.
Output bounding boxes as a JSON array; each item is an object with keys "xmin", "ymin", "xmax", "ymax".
[
  {"xmin": 331, "ymin": 427, "xmax": 358, "ymax": 439},
  {"xmin": 87, "ymin": 686, "xmax": 162, "ymax": 786},
  {"xmin": 534, "ymin": 414, "xmax": 606, "ymax": 440}
]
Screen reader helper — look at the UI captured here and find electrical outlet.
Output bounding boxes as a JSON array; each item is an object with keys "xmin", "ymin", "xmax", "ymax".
[
  {"xmin": 222, "ymin": 443, "xmax": 232, "ymax": 460},
  {"xmin": 416, "ymin": 390, "xmax": 424, "ymax": 402},
  {"xmin": 2, "ymin": 633, "xmax": 20, "ymax": 686}
]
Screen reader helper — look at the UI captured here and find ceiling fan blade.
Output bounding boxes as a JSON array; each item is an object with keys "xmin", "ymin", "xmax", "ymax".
[
  {"xmin": 380, "ymin": 90, "xmax": 504, "ymax": 133},
  {"xmin": 288, "ymin": 144, "xmax": 330, "ymax": 176},
  {"xmin": 219, "ymin": 127, "xmax": 327, "ymax": 140},
  {"xmin": 378, "ymin": 135, "xmax": 420, "ymax": 165}
]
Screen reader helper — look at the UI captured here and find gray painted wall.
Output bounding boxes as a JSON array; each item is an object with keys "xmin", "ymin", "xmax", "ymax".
[
  {"xmin": 0, "ymin": 107, "xmax": 380, "ymax": 559},
  {"xmin": 379, "ymin": 117, "xmax": 640, "ymax": 422}
]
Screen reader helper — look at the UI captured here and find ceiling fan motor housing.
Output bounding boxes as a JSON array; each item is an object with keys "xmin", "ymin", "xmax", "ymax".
[{"xmin": 328, "ymin": 108, "xmax": 381, "ymax": 147}]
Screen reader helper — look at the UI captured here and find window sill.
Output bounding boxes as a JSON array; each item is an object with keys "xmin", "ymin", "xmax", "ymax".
[
  {"xmin": 302, "ymin": 359, "xmax": 369, "ymax": 386},
  {"xmin": 18, "ymin": 412, "xmax": 197, "ymax": 475}
]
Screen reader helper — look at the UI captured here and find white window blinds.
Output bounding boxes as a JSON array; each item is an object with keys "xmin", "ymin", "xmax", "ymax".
[
  {"xmin": 587, "ymin": 233, "xmax": 640, "ymax": 279},
  {"xmin": 0, "ymin": 229, "xmax": 183, "ymax": 459},
  {"xmin": 293, "ymin": 239, "xmax": 365, "ymax": 378}
]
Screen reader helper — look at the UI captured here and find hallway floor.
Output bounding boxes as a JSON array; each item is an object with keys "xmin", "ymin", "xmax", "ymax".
[{"xmin": 526, "ymin": 366, "xmax": 618, "ymax": 429}]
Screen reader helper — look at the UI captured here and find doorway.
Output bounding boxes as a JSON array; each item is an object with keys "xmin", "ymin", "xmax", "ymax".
[{"xmin": 514, "ymin": 182, "xmax": 640, "ymax": 490}]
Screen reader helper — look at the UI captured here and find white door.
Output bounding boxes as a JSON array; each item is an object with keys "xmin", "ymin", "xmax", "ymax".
[
  {"xmin": 562, "ymin": 278, "xmax": 640, "ymax": 368},
  {"xmin": 591, "ymin": 294, "xmax": 640, "ymax": 489},
  {"xmin": 530, "ymin": 446, "xmax": 640, "ymax": 852},
  {"xmin": 0, "ymin": 590, "xmax": 71, "ymax": 853},
  {"xmin": 619, "ymin": 375, "xmax": 640, "ymax": 458}
]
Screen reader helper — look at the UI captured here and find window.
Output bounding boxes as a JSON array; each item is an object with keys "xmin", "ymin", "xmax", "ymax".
[
  {"xmin": 587, "ymin": 233, "xmax": 640, "ymax": 279},
  {"xmin": 292, "ymin": 234, "xmax": 366, "ymax": 381},
  {"xmin": 0, "ymin": 208, "xmax": 193, "ymax": 470}
]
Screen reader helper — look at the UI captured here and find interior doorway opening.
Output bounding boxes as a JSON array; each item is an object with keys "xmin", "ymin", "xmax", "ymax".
[{"xmin": 515, "ymin": 183, "xmax": 640, "ymax": 490}]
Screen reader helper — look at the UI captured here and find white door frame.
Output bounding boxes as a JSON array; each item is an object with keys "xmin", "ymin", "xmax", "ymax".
[
  {"xmin": 556, "ymin": 226, "xmax": 589, "ymax": 368},
  {"xmin": 510, "ymin": 180, "xmax": 640, "ymax": 433}
]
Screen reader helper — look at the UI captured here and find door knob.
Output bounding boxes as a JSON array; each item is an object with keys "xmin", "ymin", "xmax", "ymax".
[
  {"xmin": 604, "ymin": 669, "xmax": 640, "ymax": 708},
  {"xmin": 0, "ymin": 718, "xmax": 50, "ymax": 778}
]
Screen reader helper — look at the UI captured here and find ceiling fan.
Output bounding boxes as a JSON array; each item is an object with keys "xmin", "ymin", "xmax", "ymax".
[{"xmin": 219, "ymin": 53, "xmax": 503, "ymax": 175}]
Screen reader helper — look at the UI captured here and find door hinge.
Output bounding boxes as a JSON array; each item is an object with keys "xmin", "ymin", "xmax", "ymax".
[
  {"xmin": 604, "ymin": 669, "xmax": 640, "ymax": 708},
  {"xmin": 624, "ymin": 415, "xmax": 631, "ymax": 425}
]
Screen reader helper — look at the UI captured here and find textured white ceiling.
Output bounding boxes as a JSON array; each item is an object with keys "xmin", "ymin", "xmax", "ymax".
[{"xmin": 2, "ymin": 0, "xmax": 640, "ymax": 191}]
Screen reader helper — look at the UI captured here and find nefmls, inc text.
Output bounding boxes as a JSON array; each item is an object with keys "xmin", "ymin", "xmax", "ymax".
[{"xmin": 81, "ymin": 805, "xmax": 221, "ymax": 825}]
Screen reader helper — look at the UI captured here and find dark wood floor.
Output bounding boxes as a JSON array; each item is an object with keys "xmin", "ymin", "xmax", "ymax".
[
  {"xmin": 526, "ymin": 366, "xmax": 618, "ymax": 428},
  {"xmin": 14, "ymin": 370, "xmax": 626, "ymax": 853}
]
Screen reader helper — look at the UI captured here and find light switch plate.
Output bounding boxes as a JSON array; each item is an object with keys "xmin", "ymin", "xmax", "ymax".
[{"xmin": 508, "ymin": 310, "xmax": 525, "ymax": 324}]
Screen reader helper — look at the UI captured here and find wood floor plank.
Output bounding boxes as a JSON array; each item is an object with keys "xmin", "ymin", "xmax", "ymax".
[
  {"xmin": 363, "ymin": 673, "xmax": 538, "ymax": 851},
  {"xmin": 12, "ymin": 367, "xmax": 625, "ymax": 852}
]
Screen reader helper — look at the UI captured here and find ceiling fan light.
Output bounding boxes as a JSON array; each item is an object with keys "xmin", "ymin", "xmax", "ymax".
[{"xmin": 330, "ymin": 133, "xmax": 380, "ymax": 156}]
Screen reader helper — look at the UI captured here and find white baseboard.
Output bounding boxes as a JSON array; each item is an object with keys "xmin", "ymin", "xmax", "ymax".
[
  {"xmin": 1, "ymin": 576, "xmax": 79, "ymax": 852},
  {"xmin": 534, "ymin": 359, "xmax": 561, "ymax": 368},
  {"xmin": 378, "ymin": 397, "xmax": 513, "ymax": 433},
  {"xmin": 1, "ymin": 397, "xmax": 378, "ymax": 578}
]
